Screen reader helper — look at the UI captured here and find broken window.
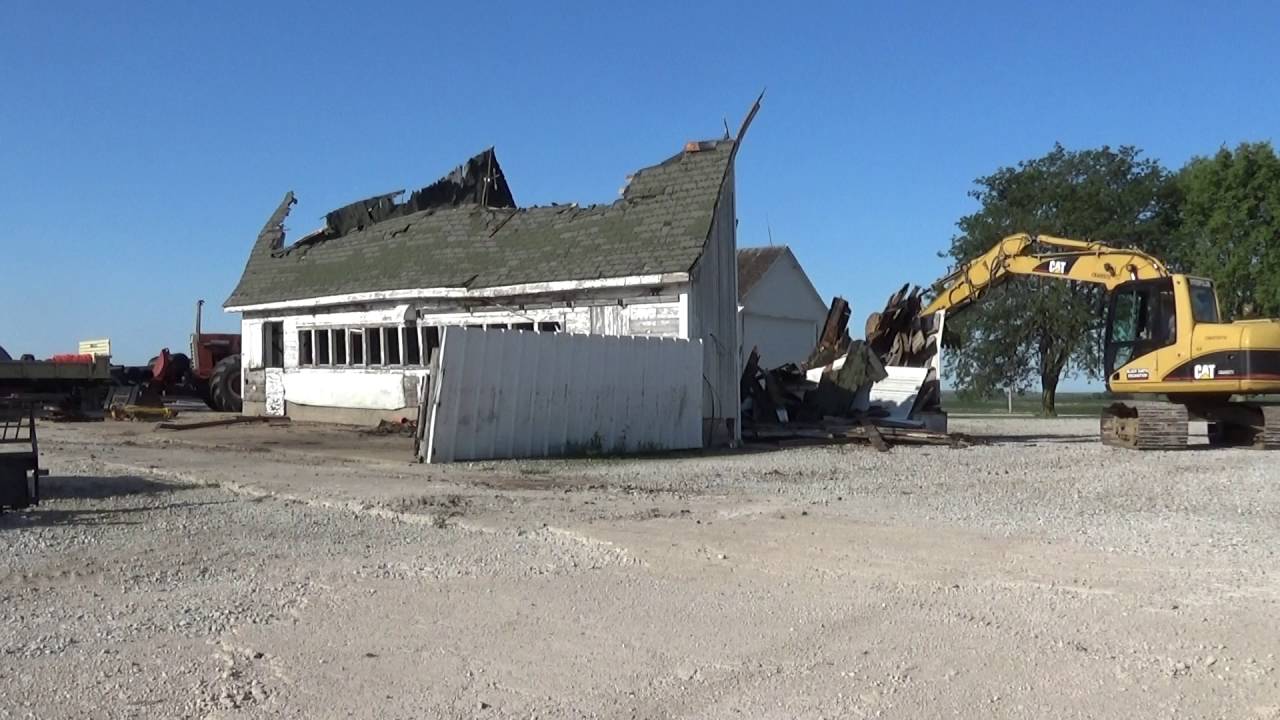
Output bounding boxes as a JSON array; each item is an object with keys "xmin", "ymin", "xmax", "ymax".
[
  {"xmin": 422, "ymin": 327, "xmax": 440, "ymax": 361},
  {"xmin": 262, "ymin": 322, "xmax": 284, "ymax": 368},
  {"xmin": 384, "ymin": 327, "xmax": 401, "ymax": 365},
  {"xmin": 316, "ymin": 329, "xmax": 331, "ymax": 365},
  {"xmin": 538, "ymin": 322, "xmax": 561, "ymax": 333},
  {"xmin": 349, "ymin": 329, "xmax": 364, "ymax": 365},
  {"xmin": 511, "ymin": 322, "xmax": 534, "ymax": 331},
  {"xmin": 332, "ymin": 329, "xmax": 347, "ymax": 365},
  {"xmin": 404, "ymin": 323, "xmax": 421, "ymax": 365},
  {"xmin": 366, "ymin": 328, "xmax": 382, "ymax": 365},
  {"xmin": 298, "ymin": 330, "xmax": 313, "ymax": 366}
]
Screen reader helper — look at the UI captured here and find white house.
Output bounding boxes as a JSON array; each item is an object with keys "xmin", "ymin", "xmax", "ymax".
[
  {"xmin": 224, "ymin": 135, "xmax": 748, "ymax": 445},
  {"xmin": 736, "ymin": 246, "xmax": 828, "ymax": 369}
]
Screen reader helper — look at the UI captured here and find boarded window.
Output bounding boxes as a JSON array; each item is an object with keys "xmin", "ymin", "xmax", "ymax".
[
  {"xmin": 298, "ymin": 330, "xmax": 313, "ymax": 366},
  {"xmin": 332, "ymin": 329, "xmax": 347, "ymax": 365},
  {"xmin": 404, "ymin": 324, "xmax": 421, "ymax": 365},
  {"xmin": 366, "ymin": 328, "xmax": 382, "ymax": 365},
  {"xmin": 316, "ymin": 329, "xmax": 331, "ymax": 365},
  {"xmin": 262, "ymin": 322, "xmax": 284, "ymax": 368},
  {"xmin": 350, "ymin": 330, "xmax": 364, "ymax": 365}
]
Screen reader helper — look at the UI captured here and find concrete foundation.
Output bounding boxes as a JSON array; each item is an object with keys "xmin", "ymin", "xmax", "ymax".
[{"xmin": 243, "ymin": 400, "xmax": 417, "ymax": 427}]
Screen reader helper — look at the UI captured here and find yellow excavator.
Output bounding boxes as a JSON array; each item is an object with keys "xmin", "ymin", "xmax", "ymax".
[{"xmin": 921, "ymin": 233, "xmax": 1280, "ymax": 449}]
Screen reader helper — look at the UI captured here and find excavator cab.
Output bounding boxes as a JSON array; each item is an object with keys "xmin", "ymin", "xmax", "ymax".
[{"xmin": 1103, "ymin": 277, "xmax": 1182, "ymax": 383}]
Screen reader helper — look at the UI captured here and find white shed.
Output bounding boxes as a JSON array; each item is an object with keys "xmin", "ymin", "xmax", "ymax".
[{"xmin": 737, "ymin": 246, "xmax": 828, "ymax": 369}]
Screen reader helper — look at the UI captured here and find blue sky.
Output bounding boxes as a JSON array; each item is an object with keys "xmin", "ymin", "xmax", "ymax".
[{"xmin": 3, "ymin": 2, "xmax": 1278, "ymax": 379}]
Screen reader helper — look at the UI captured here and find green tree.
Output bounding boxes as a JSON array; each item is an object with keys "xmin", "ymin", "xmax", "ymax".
[
  {"xmin": 945, "ymin": 144, "xmax": 1175, "ymax": 415},
  {"xmin": 1171, "ymin": 142, "xmax": 1280, "ymax": 319}
]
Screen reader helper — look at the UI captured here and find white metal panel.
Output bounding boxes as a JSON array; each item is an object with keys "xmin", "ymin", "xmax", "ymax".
[
  {"xmin": 281, "ymin": 369, "xmax": 415, "ymax": 410},
  {"xmin": 424, "ymin": 328, "xmax": 702, "ymax": 463},
  {"xmin": 863, "ymin": 366, "xmax": 930, "ymax": 422}
]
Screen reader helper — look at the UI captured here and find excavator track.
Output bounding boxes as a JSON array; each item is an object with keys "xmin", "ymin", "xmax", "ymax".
[
  {"xmin": 1099, "ymin": 401, "xmax": 1188, "ymax": 450},
  {"xmin": 1258, "ymin": 406, "xmax": 1280, "ymax": 449}
]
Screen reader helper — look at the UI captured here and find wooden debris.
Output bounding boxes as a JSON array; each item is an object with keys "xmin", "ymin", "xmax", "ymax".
[{"xmin": 156, "ymin": 415, "xmax": 280, "ymax": 431}]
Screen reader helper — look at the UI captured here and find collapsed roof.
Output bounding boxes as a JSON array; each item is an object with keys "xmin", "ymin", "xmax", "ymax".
[{"xmin": 224, "ymin": 139, "xmax": 737, "ymax": 309}]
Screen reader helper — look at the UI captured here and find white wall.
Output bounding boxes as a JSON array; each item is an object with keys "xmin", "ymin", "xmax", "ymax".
[
  {"xmin": 240, "ymin": 294, "xmax": 686, "ymax": 416},
  {"xmin": 738, "ymin": 249, "xmax": 828, "ymax": 369},
  {"xmin": 687, "ymin": 167, "xmax": 740, "ymax": 443},
  {"xmin": 741, "ymin": 313, "xmax": 820, "ymax": 369},
  {"xmin": 424, "ymin": 328, "xmax": 703, "ymax": 462}
]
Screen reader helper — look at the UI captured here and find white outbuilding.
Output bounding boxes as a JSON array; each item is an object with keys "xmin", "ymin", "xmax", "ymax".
[{"xmin": 736, "ymin": 246, "xmax": 828, "ymax": 370}]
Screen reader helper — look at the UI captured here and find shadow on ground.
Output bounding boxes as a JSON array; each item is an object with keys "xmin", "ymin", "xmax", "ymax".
[
  {"xmin": 38, "ymin": 474, "xmax": 192, "ymax": 500},
  {"xmin": 1, "ymin": 474, "xmax": 225, "ymax": 529}
]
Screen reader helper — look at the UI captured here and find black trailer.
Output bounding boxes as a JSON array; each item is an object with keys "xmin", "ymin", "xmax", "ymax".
[{"xmin": 0, "ymin": 395, "xmax": 48, "ymax": 511}]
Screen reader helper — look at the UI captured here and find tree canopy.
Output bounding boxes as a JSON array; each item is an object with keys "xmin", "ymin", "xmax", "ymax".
[
  {"xmin": 944, "ymin": 144, "xmax": 1175, "ymax": 414},
  {"xmin": 1170, "ymin": 142, "xmax": 1280, "ymax": 319}
]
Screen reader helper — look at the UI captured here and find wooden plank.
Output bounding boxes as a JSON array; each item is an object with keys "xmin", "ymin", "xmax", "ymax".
[{"xmin": 156, "ymin": 416, "xmax": 280, "ymax": 431}]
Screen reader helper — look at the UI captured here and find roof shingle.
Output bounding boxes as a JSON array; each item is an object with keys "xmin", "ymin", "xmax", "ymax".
[{"xmin": 224, "ymin": 140, "xmax": 736, "ymax": 308}]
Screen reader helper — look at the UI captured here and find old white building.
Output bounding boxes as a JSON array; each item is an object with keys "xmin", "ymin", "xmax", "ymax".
[
  {"xmin": 224, "ymin": 137, "xmax": 746, "ymax": 444},
  {"xmin": 737, "ymin": 246, "xmax": 828, "ymax": 369}
]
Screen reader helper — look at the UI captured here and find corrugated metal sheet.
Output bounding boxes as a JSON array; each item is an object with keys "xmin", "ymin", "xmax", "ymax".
[{"xmin": 423, "ymin": 328, "xmax": 703, "ymax": 463}]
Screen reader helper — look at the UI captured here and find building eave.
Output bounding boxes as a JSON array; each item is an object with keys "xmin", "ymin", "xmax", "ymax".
[{"xmin": 225, "ymin": 272, "xmax": 691, "ymax": 314}]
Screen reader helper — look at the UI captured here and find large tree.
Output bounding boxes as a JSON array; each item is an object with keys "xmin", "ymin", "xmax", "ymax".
[
  {"xmin": 945, "ymin": 144, "xmax": 1176, "ymax": 414},
  {"xmin": 1170, "ymin": 142, "xmax": 1280, "ymax": 319}
]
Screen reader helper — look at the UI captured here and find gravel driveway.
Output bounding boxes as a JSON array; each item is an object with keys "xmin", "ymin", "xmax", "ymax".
[{"xmin": 2, "ymin": 416, "xmax": 1278, "ymax": 718}]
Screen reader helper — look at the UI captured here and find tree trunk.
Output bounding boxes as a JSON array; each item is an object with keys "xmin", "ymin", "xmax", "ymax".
[{"xmin": 1040, "ymin": 373, "xmax": 1058, "ymax": 416}]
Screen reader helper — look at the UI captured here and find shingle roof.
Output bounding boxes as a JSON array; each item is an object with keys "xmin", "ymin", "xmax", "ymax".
[
  {"xmin": 224, "ymin": 140, "xmax": 736, "ymax": 308},
  {"xmin": 736, "ymin": 246, "xmax": 788, "ymax": 300}
]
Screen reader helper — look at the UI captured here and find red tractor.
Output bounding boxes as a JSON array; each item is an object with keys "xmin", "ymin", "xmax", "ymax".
[{"xmin": 116, "ymin": 301, "xmax": 242, "ymax": 413}]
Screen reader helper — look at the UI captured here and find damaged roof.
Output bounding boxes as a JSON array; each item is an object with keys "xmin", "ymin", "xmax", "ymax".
[{"xmin": 224, "ymin": 139, "xmax": 737, "ymax": 309}]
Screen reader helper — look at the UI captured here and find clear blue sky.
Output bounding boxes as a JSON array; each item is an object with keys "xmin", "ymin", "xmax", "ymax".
[{"xmin": 3, "ymin": 2, "xmax": 1278, "ymax": 375}]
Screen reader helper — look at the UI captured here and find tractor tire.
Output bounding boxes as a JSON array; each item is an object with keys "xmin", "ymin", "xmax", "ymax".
[{"xmin": 208, "ymin": 354, "xmax": 243, "ymax": 413}]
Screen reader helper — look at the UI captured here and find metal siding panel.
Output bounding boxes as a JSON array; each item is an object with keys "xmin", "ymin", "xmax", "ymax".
[{"xmin": 423, "ymin": 327, "xmax": 703, "ymax": 462}]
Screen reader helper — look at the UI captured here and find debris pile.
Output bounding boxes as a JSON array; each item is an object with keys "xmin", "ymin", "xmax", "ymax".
[{"xmin": 740, "ymin": 287, "xmax": 952, "ymax": 450}]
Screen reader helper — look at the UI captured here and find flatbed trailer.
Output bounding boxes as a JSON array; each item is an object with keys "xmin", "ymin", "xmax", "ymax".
[{"xmin": 0, "ymin": 356, "xmax": 112, "ymax": 417}]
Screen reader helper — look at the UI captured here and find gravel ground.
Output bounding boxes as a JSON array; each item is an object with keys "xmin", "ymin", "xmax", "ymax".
[{"xmin": 2, "ymin": 416, "xmax": 1279, "ymax": 718}]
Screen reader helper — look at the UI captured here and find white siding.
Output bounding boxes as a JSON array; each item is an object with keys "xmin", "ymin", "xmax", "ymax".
[
  {"xmin": 687, "ymin": 168, "xmax": 740, "ymax": 443},
  {"xmin": 740, "ymin": 313, "xmax": 820, "ymax": 369},
  {"xmin": 423, "ymin": 328, "xmax": 702, "ymax": 463},
  {"xmin": 738, "ymin": 248, "xmax": 827, "ymax": 370}
]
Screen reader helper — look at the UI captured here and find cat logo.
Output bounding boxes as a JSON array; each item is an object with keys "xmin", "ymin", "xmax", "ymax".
[
  {"xmin": 1047, "ymin": 260, "xmax": 1068, "ymax": 274},
  {"xmin": 1193, "ymin": 363, "xmax": 1217, "ymax": 380}
]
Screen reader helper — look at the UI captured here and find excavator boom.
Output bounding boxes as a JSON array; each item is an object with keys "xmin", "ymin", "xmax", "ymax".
[{"xmin": 921, "ymin": 233, "xmax": 1170, "ymax": 317}]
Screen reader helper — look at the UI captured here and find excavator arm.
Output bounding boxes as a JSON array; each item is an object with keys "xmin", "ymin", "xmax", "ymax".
[{"xmin": 920, "ymin": 233, "xmax": 1171, "ymax": 317}]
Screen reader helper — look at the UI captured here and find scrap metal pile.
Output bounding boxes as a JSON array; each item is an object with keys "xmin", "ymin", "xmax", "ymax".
[{"xmin": 740, "ymin": 286, "xmax": 959, "ymax": 450}]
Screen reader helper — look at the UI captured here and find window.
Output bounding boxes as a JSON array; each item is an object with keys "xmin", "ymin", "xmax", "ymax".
[
  {"xmin": 332, "ymin": 329, "xmax": 347, "ymax": 365},
  {"xmin": 511, "ymin": 322, "xmax": 534, "ymax": 331},
  {"xmin": 262, "ymin": 322, "xmax": 284, "ymax": 368},
  {"xmin": 350, "ymin": 330, "xmax": 364, "ymax": 365},
  {"xmin": 1106, "ymin": 279, "xmax": 1178, "ymax": 376},
  {"xmin": 404, "ymin": 323, "xmax": 421, "ymax": 365},
  {"xmin": 422, "ymin": 326, "xmax": 440, "ymax": 361},
  {"xmin": 316, "ymin": 329, "xmax": 331, "ymax": 365},
  {"xmin": 384, "ymin": 327, "xmax": 401, "ymax": 364},
  {"xmin": 298, "ymin": 330, "xmax": 314, "ymax": 366},
  {"xmin": 1190, "ymin": 280, "xmax": 1221, "ymax": 323},
  {"xmin": 366, "ymin": 328, "xmax": 382, "ymax": 365},
  {"xmin": 538, "ymin": 322, "xmax": 561, "ymax": 333}
]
